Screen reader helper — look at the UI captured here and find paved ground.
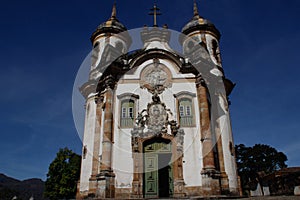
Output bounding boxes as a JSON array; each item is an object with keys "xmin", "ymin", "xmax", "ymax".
[
  {"xmin": 238, "ymin": 197, "xmax": 300, "ymax": 200},
  {"xmin": 148, "ymin": 196, "xmax": 300, "ymax": 200},
  {"xmin": 189, "ymin": 196, "xmax": 300, "ymax": 200}
]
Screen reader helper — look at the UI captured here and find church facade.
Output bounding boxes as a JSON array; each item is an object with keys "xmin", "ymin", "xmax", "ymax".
[{"xmin": 77, "ymin": 2, "xmax": 240, "ymax": 199}]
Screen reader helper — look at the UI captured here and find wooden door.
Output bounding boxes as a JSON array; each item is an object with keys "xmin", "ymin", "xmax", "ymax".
[
  {"xmin": 144, "ymin": 154, "xmax": 158, "ymax": 198},
  {"xmin": 144, "ymin": 139, "xmax": 173, "ymax": 198}
]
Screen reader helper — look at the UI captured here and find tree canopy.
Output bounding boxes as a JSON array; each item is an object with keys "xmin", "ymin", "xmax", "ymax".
[
  {"xmin": 44, "ymin": 147, "xmax": 81, "ymax": 200},
  {"xmin": 235, "ymin": 144, "xmax": 287, "ymax": 193}
]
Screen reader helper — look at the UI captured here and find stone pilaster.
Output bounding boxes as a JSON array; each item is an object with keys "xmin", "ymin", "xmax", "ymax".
[
  {"xmin": 131, "ymin": 151, "xmax": 143, "ymax": 198},
  {"xmin": 196, "ymin": 76, "xmax": 215, "ymax": 172},
  {"xmin": 216, "ymin": 134, "xmax": 230, "ymax": 194},
  {"xmin": 196, "ymin": 76, "xmax": 220, "ymax": 195},
  {"xmin": 88, "ymin": 95, "xmax": 104, "ymax": 196},
  {"xmin": 97, "ymin": 76, "xmax": 115, "ymax": 198},
  {"xmin": 214, "ymin": 94, "xmax": 230, "ymax": 194},
  {"xmin": 173, "ymin": 130, "xmax": 185, "ymax": 198},
  {"xmin": 100, "ymin": 88, "xmax": 113, "ymax": 172}
]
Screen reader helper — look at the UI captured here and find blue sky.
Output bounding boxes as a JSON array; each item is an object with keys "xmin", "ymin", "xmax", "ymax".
[{"xmin": 0, "ymin": 0, "xmax": 299, "ymax": 181}]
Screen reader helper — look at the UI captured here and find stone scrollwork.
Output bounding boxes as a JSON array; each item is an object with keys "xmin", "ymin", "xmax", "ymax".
[{"xmin": 176, "ymin": 129, "xmax": 185, "ymax": 153}]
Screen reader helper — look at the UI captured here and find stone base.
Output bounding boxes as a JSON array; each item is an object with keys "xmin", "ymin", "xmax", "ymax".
[
  {"xmin": 76, "ymin": 181, "xmax": 88, "ymax": 200},
  {"xmin": 96, "ymin": 171, "xmax": 115, "ymax": 198},
  {"xmin": 220, "ymin": 172, "xmax": 230, "ymax": 195},
  {"xmin": 115, "ymin": 188, "xmax": 132, "ymax": 199},
  {"xmin": 201, "ymin": 175, "xmax": 221, "ymax": 196},
  {"xmin": 77, "ymin": 172, "xmax": 243, "ymax": 199},
  {"xmin": 184, "ymin": 186, "xmax": 203, "ymax": 196},
  {"xmin": 78, "ymin": 185, "xmax": 243, "ymax": 199},
  {"xmin": 173, "ymin": 179, "xmax": 186, "ymax": 197},
  {"xmin": 131, "ymin": 180, "xmax": 143, "ymax": 199},
  {"xmin": 88, "ymin": 176, "xmax": 98, "ymax": 197}
]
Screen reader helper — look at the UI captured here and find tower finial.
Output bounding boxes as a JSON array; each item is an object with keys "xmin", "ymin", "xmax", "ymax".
[
  {"xmin": 193, "ymin": 0, "xmax": 199, "ymax": 17},
  {"xmin": 111, "ymin": 1, "xmax": 117, "ymax": 19}
]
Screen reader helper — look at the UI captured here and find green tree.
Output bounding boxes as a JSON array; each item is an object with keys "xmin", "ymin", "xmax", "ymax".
[
  {"xmin": 44, "ymin": 147, "xmax": 81, "ymax": 200},
  {"xmin": 235, "ymin": 144, "xmax": 287, "ymax": 195}
]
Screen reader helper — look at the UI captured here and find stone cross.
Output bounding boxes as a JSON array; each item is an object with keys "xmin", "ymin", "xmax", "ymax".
[{"xmin": 149, "ymin": 4, "xmax": 161, "ymax": 27}]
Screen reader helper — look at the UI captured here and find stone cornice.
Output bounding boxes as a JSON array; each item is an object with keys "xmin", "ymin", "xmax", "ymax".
[{"xmin": 79, "ymin": 80, "xmax": 98, "ymax": 99}]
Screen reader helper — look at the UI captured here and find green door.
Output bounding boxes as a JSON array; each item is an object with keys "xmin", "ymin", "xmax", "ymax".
[
  {"xmin": 144, "ymin": 140, "xmax": 173, "ymax": 198},
  {"xmin": 144, "ymin": 154, "xmax": 158, "ymax": 198}
]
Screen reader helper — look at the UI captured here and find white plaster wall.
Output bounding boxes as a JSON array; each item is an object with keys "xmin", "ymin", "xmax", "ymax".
[
  {"xmin": 79, "ymin": 98, "xmax": 97, "ymax": 192},
  {"xmin": 218, "ymin": 96, "xmax": 238, "ymax": 191},
  {"xmin": 181, "ymin": 95, "xmax": 203, "ymax": 187},
  {"xmin": 182, "ymin": 127, "xmax": 203, "ymax": 186},
  {"xmin": 112, "ymin": 90, "xmax": 135, "ymax": 188},
  {"xmin": 113, "ymin": 127, "xmax": 134, "ymax": 188}
]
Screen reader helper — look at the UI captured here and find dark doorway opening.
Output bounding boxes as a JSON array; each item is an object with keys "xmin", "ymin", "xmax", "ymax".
[{"xmin": 158, "ymin": 153, "xmax": 172, "ymax": 197}]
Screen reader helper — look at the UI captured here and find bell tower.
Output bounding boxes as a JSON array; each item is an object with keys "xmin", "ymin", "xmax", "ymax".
[
  {"xmin": 89, "ymin": 3, "xmax": 132, "ymax": 81},
  {"xmin": 181, "ymin": 1, "xmax": 222, "ymax": 67},
  {"xmin": 180, "ymin": 0, "xmax": 239, "ymax": 195},
  {"xmin": 78, "ymin": 3, "xmax": 131, "ymax": 199}
]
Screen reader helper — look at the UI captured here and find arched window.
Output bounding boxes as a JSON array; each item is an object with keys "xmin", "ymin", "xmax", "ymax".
[
  {"xmin": 211, "ymin": 39, "xmax": 220, "ymax": 63},
  {"xmin": 120, "ymin": 99, "xmax": 134, "ymax": 127},
  {"xmin": 92, "ymin": 42, "xmax": 100, "ymax": 66},
  {"xmin": 118, "ymin": 93, "xmax": 139, "ymax": 128},
  {"xmin": 93, "ymin": 42, "xmax": 99, "ymax": 49},
  {"xmin": 115, "ymin": 41, "xmax": 124, "ymax": 53},
  {"xmin": 174, "ymin": 92, "xmax": 196, "ymax": 127},
  {"xmin": 178, "ymin": 98, "xmax": 194, "ymax": 127}
]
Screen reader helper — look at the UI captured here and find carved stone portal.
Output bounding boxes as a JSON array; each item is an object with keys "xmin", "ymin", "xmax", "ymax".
[{"xmin": 131, "ymin": 94, "xmax": 185, "ymax": 198}]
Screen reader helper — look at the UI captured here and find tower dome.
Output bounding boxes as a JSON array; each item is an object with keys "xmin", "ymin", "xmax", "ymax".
[
  {"xmin": 88, "ymin": 3, "xmax": 131, "ymax": 80},
  {"xmin": 90, "ymin": 3, "xmax": 128, "ymax": 42},
  {"xmin": 181, "ymin": 1, "xmax": 220, "ymax": 40}
]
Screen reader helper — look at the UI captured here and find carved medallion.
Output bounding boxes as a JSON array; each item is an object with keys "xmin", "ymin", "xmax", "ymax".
[{"xmin": 140, "ymin": 58, "xmax": 172, "ymax": 94}]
